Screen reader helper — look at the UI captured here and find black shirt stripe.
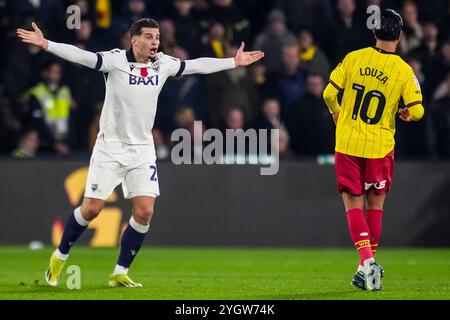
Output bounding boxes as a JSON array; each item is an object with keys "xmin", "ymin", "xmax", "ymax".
[
  {"xmin": 95, "ymin": 53, "xmax": 103, "ymax": 71},
  {"xmin": 175, "ymin": 60, "xmax": 186, "ymax": 77}
]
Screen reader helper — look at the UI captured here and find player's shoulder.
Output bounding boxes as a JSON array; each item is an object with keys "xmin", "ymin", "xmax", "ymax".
[
  {"xmin": 346, "ymin": 47, "xmax": 373, "ymax": 60},
  {"xmin": 394, "ymin": 55, "xmax": 414, "ymax": 73},
  {"xmin": 337, "ymin": 48, "xmax": 369, "ymax": 67},
  {"xmin": 98, "ymin": 48, "xmax": 125, "ymax": 57},
  {"xmin": 157, "ymin": 52, "xmax": 180, "ymax": 63},
  {"xmin": 98, "ymin": 48, "xmax": 127, "ymax": 64}
]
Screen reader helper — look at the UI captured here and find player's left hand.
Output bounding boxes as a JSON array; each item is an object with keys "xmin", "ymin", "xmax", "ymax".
[
  {"xmin": 398, "ymin": 108, "xmax": 412, "ymax": 122},
  {"xmin": 234, "ymin": 42, "xmax": 264, "ymax": 67},
  {"xmin": 332, "ymin": 111, "xmax": 340, "ymax": 125}
]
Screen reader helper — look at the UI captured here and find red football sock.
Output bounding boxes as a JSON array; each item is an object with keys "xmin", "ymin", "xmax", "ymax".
[
  {"xmin": 366, "ymin": 209, "xmax": 383, "ymax": 256},
  {"xmin": 346, "ymin": 208, "xmax": 373, "ymax": 265}
]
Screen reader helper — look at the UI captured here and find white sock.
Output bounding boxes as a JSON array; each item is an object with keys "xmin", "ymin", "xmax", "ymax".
[
  {"xmin": 129, "ymin": 216, "xmax": 149, "ymax": 233},
  {"xmin": 74, "ymin": 207, "xmax": 90, "ymax": 227},
  {"xmin": 113, "ymin": 265, "xmax": 129, "ymax": 275},
  {"xmin": 357, "ymin": 264, "xmax": 365, "ymax": 273},
  {"xmin": 54, "ymin": 248, "xmax": 69, "ymax": 260}
]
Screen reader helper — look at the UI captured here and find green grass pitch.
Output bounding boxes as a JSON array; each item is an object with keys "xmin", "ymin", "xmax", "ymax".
[{"xmin": 0, "ymin": 246, "xmax": 449, "ymax": 300}]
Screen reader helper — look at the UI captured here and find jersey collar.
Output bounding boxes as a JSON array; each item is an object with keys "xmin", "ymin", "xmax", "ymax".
[
  {"xmin": 126, "ymin": 48, "xmax": 156, "ymax": 64},
  {"xmin": 372, "ymin": 46, "xmax": 397, "ymax": 55},
  {"xmin": 126, "ymin": 48, "xmax": 137, "ymax": 63}
]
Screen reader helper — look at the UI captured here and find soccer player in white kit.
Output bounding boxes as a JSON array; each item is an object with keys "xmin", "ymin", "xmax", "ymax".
[{"xmin": 17, "ymin": 19, "xmax": 264, "ymax": 287}]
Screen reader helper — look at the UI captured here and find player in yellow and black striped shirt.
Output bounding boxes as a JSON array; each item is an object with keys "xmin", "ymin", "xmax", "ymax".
[{"xmin": 323, "ymin": 9, "xmax": 424, "ymax": 291}]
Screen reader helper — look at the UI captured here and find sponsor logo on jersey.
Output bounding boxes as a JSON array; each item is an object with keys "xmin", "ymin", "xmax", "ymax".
[{"xmin": 129, "ymin": 74, "xmax": 159, "ymax": 86}]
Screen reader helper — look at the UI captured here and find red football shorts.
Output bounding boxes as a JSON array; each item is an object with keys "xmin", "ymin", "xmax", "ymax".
[{"xmin": 335, "ymin": 151, "xmax": 394, "ymax": 195}]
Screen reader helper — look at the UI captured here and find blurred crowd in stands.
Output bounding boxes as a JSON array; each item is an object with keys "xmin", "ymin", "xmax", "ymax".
[{"xmin": 0, "ymin": 0, "xmax": 449, "ymax": 160}]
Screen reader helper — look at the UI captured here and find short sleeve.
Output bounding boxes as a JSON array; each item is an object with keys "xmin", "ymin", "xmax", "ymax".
[
  {"xmin": 96, "ymin": 49, "xmax": 123, "ymax": 72},
  {"xmin": 161, "ymin": 53, "xmax": 185, "ymax": 77},
  {"xmin": 329, "ymin": 54, "xmax": 350, "ymax": 91},
  {"xmin": 402, "ymin": 67, "xmax": 423, "ymax": 108}
]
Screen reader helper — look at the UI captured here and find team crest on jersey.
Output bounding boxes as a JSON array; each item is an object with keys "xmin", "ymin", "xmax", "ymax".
[{"xmin": 151, "ymin": 60, "xmax": 160, "ymax": 72}]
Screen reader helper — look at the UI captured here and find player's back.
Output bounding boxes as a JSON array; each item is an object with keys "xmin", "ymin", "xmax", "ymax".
[{"xmin": 329, "ymin": 47, "xmax": 422, "ymax": 159}]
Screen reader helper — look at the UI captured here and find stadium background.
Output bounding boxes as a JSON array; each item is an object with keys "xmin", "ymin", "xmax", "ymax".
[{"xmin": 0, "ymin": 1, "xmax": 449, "ymax": 247}]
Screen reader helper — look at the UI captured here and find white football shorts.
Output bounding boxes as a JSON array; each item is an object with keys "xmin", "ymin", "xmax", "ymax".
[{"xmin": 84, "ymin": 135, "xmax": 160, "ymax": 200}]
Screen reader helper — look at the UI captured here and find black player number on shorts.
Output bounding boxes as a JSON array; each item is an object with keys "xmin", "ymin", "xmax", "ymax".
[
  {"xmin": 351, "ymin": 83, "xmax": 386, "ymax": 125},
  {"xmin": 149, "ymin": 165, "xmax": 157, "ymax": 182}
]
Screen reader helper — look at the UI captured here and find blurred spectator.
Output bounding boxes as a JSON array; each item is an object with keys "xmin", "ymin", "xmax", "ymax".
[
  {"xmin": 118, "ymin": 27, "xmax": 131, "ymax": 50},
  {"xmin": 396, "ymin": 94, "xmax": 432, "ymax": 160},
  {"xmin": 64, "ymin": 40, "xmax": 105, "ymax": 150},
  {"xmin": 3, "ymin": 40, "xmax": 47, "ymax": 120},
  {"xmin": 249, "ymin": 62, "xmax": 270, "ymax": 102},
  {"xmin": 22, "ymin": 62, "xmax": 72, "ymax": 155},
  {"xmin": 297, "ymin": 30, "xmax": 331, "ymax": 79},
  {"xmin": 224, "ymin": 107, "xmax": 245, "ymax": 130},
  {"xmin": 274, "ymin": 0, "xmax": 333, "ymax": 38},
  {"xmin": 399, "ymin": 1, "xmax": 424, "ymax": 56},
  {"xmin": 205, "ymin": 43, "xmax": 258, "ymax": 128},
  {"xmin": 10, "ymin": 0, "xmax": 67, "ymax": 41},
  {"xmin": 438, "ymin": 1, "xmax": 450, "ymax": 42},
  {"xmin": 159, "ymin": 19, "xmax": 178, "ymax": 55},
  {"xmin": 405, "ymin": 56, "xmax": 429, "ymax": 101},
  {"xmin": 172, "ymin": 0, "xmax": 201, "ymax": 57},
  {"xmin": 430, "ymin": 72, "xmax": 450, "ymax": 158},
  {"xmin": 199, "ymin": 21, "xmax": 226, "ymax": 58},
  {"xmin": 12, "ymin": 129, "xmax": 39, "ymax": 158},
  {"xmin": 326, "ymin": 0, "xmax": 367, "ymax": 65},
  {"xmin": 286, "ymin": 73, "xmax": 334, "ymax": 157},
  {"xmin": 156, "ymin": 46, "xmax": 205, "ymax": 135},
  {"xmin": 73, "ymin": 19, "xmax": 99, "ymax": 51},
  {"xmin": 253, "ymin": 9, "xmax": 296, "ymax": 74},
  {"xmin": 108, "ymin": 0, "xmax": 147, "ymax": 47},
  {"xmin": 412, "ymin": 21, "xmax": 442, "ymax": 99},
  {"xmin": 152, "ymin": 128, "xmax": 170, "ymax": 160},
  {"xmin": 191, "ymin": 0, "xmax": 212, "ymax": 33},
  {"xmin": 73, "ymin": 0, "xmax": 97, "ymax": 27},
  {"xmin": 257, "ymin": 98, "xmax": 286, "ymax": 131},
  {"xmin": 256, "ymin": 98, "xmax": 291, "ymax": 158},
  {"xmin": 432, "ymin": 40, "xmax": 450, "ymax": 100},
  {"xmin": 208, "ymin": 0, "xmax": 251, "ymax": 44},
  {"xmin": 270, "ymin": 43, "xmax": 306, "ymax": 118}
]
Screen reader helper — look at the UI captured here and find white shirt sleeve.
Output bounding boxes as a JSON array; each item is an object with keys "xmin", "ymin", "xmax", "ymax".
[
  {"xmin": 182, "ymin": 57, "xmax": 235, "ymax": 75},
  {"xmin": 96, "ymin": 49, "xmax": 123, "ymax": 72},
  {"xmin": 47, "ymin": 41, "xmax": 98, "ymax": 69},
  {"xmin": 161, "ymin": 53, "xmax": 235, "ymax": 77}
]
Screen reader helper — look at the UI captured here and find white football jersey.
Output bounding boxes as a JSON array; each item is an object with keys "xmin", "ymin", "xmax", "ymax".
[{"xmin": 94, "ymin": 49, "xmax": 185, "ymax": 144}]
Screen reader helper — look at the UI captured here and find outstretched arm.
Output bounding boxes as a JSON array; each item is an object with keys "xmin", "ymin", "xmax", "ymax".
[
  {"xmin": 17, "ymin": 22, "xmax": 99, "ymax": 69},
  {"xmin": 183, "ymin": 42, "xmax": 264, "ymax": 75}
]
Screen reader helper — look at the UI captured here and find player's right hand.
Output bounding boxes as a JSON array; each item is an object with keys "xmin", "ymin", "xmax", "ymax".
[
  {"xmin": 398, "ymin": 108, "xmax": 412, "ymax": 122},
  {"xmin": 16, "ymin": 22, "xmax": 48, "ymax": 49}
]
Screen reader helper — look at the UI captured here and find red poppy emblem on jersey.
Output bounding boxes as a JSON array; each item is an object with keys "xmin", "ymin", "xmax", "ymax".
[{"xmin": 140, "ymin": 68, "xmax": 148, "ymax": 77}]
